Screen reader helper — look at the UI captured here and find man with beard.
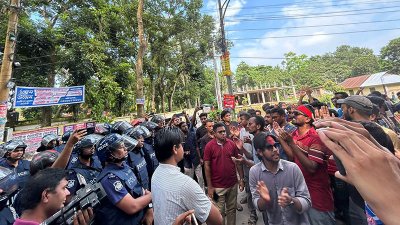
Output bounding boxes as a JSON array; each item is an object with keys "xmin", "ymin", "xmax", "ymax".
[
  {"xmin": 14, "ymin": 168, "xmax": 93, "ymax": 225},
  {"xmin": 0, "ymin": 140, "xmax": 30, "ymax": 189},
  {"xmin": 277, "ymin": 104, "xmax": 334, "ymax": 225},
  {"xmin": 249, "ymin": 133, "xmax": 311, "ymax": 225},
  {"xmin": 66, "ymin": 136, "xmax": 102, "ymax": 196},
  {"xmin": 337, "ymin": 95, "xmax": 373, "ymax": 122}
]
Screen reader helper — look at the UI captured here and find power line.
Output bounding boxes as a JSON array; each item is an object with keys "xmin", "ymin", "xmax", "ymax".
[
  {"xmin": 225, "ymin": 18, "xmax": 400, "ymax": 31},
  {"xmin": 225, "ymin": 9, "xmax": 400, "ymax": 22},
  {"xmin": 201, "ymin": 0, "xmax": 397, "ymax": 12},
  {"xmin": 229, "ymin": 27, "xmax": 400, "ymax": 40},
  {"xmin": 223, "ymin": 2, "xmax": 400, "ymax": 18}
]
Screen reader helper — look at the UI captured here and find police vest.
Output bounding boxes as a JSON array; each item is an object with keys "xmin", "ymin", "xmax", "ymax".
[
  {"xmin": 96, "ymin": 163, "xmax": 144, "ymax": 225},
  {"xmin": 142, "ymin": 143, "xmax": 159, "ymax": 177},
  {"xmin": 0, "ymin": 159, "xmax": 30, "ymax": 189},
  {"xmin": 127, "ymin": 150, "xmax": 149, "ymax": 190},
  {"xmin": 67, "ymin": 158, "xmax": 102, "ymax": 194}
]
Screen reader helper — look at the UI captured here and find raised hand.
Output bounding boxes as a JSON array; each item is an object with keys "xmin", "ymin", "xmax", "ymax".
[
  {"xmin": 232, "ymin": 137, "xmax": 244, "ymax": 150},
  {"xmin": 278, "ymin": 187, "xmax": 292, "ymax": 208},
  {"xmin": 256, "ymin": 181, "xmax": 270, "ymax": 202},
  {"xmin": 230, "ymin": 125, "xmax": 240, "ymax": 138}
]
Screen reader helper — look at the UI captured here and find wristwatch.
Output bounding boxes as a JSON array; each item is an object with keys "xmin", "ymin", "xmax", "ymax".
[{"xmin": 148, "ymin": 203, "xmax": 153, "ymax": 208}]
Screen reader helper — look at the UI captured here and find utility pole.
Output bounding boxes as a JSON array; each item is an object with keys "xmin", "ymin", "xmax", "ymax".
[
  {"xmin": 0, "ymin": 0, "xmax": 20, "ymax": 141},
  {"xmin": 217, "ymin": 0, "xmax": 233, "ymax": 95},
  {"xmin": 212, "ymin": 41, "xmax": 223, "ymax": 110}
]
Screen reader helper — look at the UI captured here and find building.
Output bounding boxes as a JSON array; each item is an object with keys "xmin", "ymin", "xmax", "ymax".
[{"xmin": 341, "ymin": 72, "xmax": 400, "ymax": 96}]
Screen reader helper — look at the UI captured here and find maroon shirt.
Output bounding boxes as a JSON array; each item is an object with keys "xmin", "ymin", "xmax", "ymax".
[
  {"xmin": 204, "ymin": 138, "xmax": 239, "ymax": 188},
  {"xmin": 292, "ymin": 127, "xmax": 334, "ymax": 212}
]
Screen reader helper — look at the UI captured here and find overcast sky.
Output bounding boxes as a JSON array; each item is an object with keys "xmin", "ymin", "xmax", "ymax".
[{"xmin": 201, "ymin": 0, "xmax": 400, "ymax": 71}]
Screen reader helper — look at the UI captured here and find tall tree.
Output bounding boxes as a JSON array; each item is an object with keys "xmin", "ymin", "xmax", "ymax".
[
  {"xmin": 381, "ymin": 37, "xmax": 400, "ymax": 74},
  {"xmin": 136, "ymin": 0, "xmax": 145, "ymax": 117}
]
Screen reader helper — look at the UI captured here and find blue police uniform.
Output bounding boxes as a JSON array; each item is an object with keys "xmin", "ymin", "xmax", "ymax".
[
  {"xmin": 95, "ymin": 162, "xmax": 145, "ymax": 225},
  {"xmin": 67, "ymin": 156, "xmax": 102, "ymax": 195},
  {"xmin": 0, "ymin": 207, "xmax": 15, "ymax": 225},
  {"xmin": 142, "ymin": 142, "xmax": 159, "ymax": 179},
  {"xmin": 0, "ymin": 159, "xmax": 30, "ymax": 189},
  {"xmin": 127, "ymin": 149, "xmax": 149, "ymax": 190},
  {"xmin": 66, "ymin": 152, "xmax": 79, "ymax": 169}
]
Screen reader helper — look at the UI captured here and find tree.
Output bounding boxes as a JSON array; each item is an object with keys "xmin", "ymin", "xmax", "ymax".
[
  {"xmin": 136, "ymin": 0, "xmax": 146, "ymax": 117},
  {"xmin": 381, "ymin": 37, "xmax": 400, "ymax": 74}
]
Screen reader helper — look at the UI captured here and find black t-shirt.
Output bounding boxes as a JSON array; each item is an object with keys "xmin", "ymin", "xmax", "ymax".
[{"xmin": 196, "ymin": 125, "xmax": 207, "ymax": 145}]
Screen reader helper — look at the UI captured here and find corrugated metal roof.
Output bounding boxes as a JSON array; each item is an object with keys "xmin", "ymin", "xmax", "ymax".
[
  {"xmin": 340, "ymin": 75, "xmax": 370, "ymax": 89},
  {"xmin": 360, "ymin": 72, "xmax": 400, "ymax": 87}
]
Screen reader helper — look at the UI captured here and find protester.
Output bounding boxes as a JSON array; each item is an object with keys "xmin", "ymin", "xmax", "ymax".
[
  {"xmin": 196, "ymin": 111, "xmax": 208, "ymax": 141},
  {"xmin": 250, "ymin": 133, "xmax": 311, "ymax": 225},
  {"xmin": 204, "ymin": 122, "xmax": 244, "ymax": 225},
  {"xmin": 270, "ymin": 107, "xmax": 297, "ymax": 160},
  {"xmin": 13, "ymin": 168, "xmax": 93, "ymax": 225},
  {"xmin": 277, "ymin": 104, "xmax": 335, "ymax": 225},
  {"xmin": 247, "ymin": 116, "xmax": 266, "ymax": 164},
  {"xmin": 220, "ymin": 109, "xmax": 238, "ymax": 137},
  {"xmin": 178, "ymin": 121, "xmax": 204, "ymax": 190},
  {"xmin": 231, "ymin": 112, "xmax": 258, "ymax": 224},
  {"xmin": 151, "ymin": 127, "xmax": 222, "ymax": 225}
]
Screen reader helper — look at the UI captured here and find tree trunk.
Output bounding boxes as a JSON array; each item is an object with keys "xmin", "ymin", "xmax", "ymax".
[
  {"xmin": 150, "ymin": 76, "xmax": 156, "ymax": 112},
  {"xmin": 41, "ymin": 51, "xmax": 56, "ymax": 127},
  {"xmin": 135, "ymin": 0, "xmax": 146, "ymax": 117}
]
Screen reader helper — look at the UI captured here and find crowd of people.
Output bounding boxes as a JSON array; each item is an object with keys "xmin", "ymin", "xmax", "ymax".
[{"xmin": 0, "ymin": 89, "xmax": 399, "ymax": 225}]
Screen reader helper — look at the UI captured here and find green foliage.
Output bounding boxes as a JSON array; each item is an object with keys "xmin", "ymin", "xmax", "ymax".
[{"xmin": 381, "ymin": 37, "xmax": 400, "ymax": 74}]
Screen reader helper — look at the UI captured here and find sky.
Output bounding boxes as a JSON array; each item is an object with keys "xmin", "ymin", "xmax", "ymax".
[{"xmin": 201, "ymin": 0, "xmax": 400, "ymax": 71}]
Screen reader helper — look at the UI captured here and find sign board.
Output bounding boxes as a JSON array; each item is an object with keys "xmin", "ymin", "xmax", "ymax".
[
  {"xmin": 220, "ymin": 52, "xmax": 232, "ymax": 76},
  {"xmin": 14, "ymin": 86, "xmax": 85, "ymax": 108},
  {"xmin": 223, "ymin": 94, "xmax": 235, "ymax": 109},
  {"xmin": 12, "ymin": 127, "xmax": 59, "ymax": 159},
  {"xmin": 136, "ymin": 98, "xmax": 145, "ymax": 105},
  {"xmin": 63, "ymin": 122, "xmax": 96, "ymax": 134}
]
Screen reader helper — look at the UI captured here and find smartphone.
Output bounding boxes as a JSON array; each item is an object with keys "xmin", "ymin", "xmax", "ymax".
[
  {"xmin": 212, "ymin": 192, "xmax": 219, "ymax": 202},
  {"xmin": 191, "ymin": 213, "xmax": 199, "ymax": 225},
  {"xmin": 333, "ymin": 155, "xmax": 346, "ymax": 176},
  {"xmin": 86, "ymin": 122, "xmax": 95, "ymax": 135}
]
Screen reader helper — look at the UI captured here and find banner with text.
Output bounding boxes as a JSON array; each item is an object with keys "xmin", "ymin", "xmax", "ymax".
[{"xmin": 14, "ymin": 86, "xmax": 85, "ymax": 108}]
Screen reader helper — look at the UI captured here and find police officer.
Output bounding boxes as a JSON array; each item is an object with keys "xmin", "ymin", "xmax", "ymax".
[
  {"xmin": 37, "ymin": 133, "xmax": 58, "ymax": 152},
  {"xmin": 0, "ymin": 140, "xmax": 30, "ymax": 189},
  {"xmin": 95, "ymin": 133, "xmax": 153, "ymax": 225},
  {"xmin": 66, "ymin": 136, "xmax": 102, "ymax": 196},
  {"xmin": 150, "ymin": 115, "xmax": 165, "ymax": 132},
  {"xmin": 54, "ymin": 131, "xmax": 72, "ymax": 153},
  {"xmin": 124, "ymin": 132, "xmax": 150, "ymax": 190},
  {"xmin": 127, "ymin": 126, "xmax": 159, "ymax": 184},
  {"xmin": 0, "ymin": 167, "xmax": 19, "ymax": 225},
  {"xmin": 66, "ymin": 133, "xmax": 103, "ymax": 169}
]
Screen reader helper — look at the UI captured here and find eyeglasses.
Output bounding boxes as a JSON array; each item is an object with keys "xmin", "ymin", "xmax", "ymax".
[
  {"xmin": 265, "ymin": 143, "xmax": 280, "ymax": 151},
  {"xmin": 293, "ymin": 111, "xmax": 306, "ymax": 116}
]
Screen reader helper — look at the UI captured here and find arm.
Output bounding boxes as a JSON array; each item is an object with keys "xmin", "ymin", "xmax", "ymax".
[
  {"xmin": 249, "ymin": 167, "xmax": 271, "ymax": 211},
  {"xmin": 293, "ymin": 165, "xmax": 312, "ymax": 213},
  {"xmin": 191, "ymin": 107, "xmax": 200, "ymax": 126},
  {"xmin": 204, "ymin": 161, "xmax": 213, "ymax": 198},
  {"xmin": 206, "ymin": 204, "xmax": 223, "ymax": 225},
  {"xmin": 277, "ymin": 138, "xmax": 294, "ymax": 161},
  {"xmin": 116, "ymin": 190, "xmax": 152, "ymax": 214},
  {"xmin": 288, "ymin": 141, "xmax": 319, "ymax": 174},
  {"xmin": 52, "ymin": 129, "xmax": 86, "ymax": 169}
]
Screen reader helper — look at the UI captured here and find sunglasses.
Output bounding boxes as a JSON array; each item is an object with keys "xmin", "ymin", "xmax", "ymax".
[
  {"xmin": 265, "ymin": 143, "xmax": 280, "ymax": 151},
  {"xmin": 293, "ymin": 111, "xmax": 306, "ymax": 116}
]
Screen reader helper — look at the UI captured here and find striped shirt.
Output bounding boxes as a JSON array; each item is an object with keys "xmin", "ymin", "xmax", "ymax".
[
  {"xmin": 292, "ymin": 127, "xmax": 334, "ymax": 212},
  {"xmin": 151, "ymin": 163, "xmax": 211, "ymax": 225}
]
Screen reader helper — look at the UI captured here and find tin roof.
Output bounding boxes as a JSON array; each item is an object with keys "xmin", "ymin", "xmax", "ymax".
[{"xmin": 340, "ymin": 75, "xmax": 370, "ymax": 89}]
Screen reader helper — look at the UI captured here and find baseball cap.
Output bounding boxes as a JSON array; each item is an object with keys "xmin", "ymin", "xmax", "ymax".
[{"xmin": 337, "ymin": 95, "xmax": 373, "ymax": 114}]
